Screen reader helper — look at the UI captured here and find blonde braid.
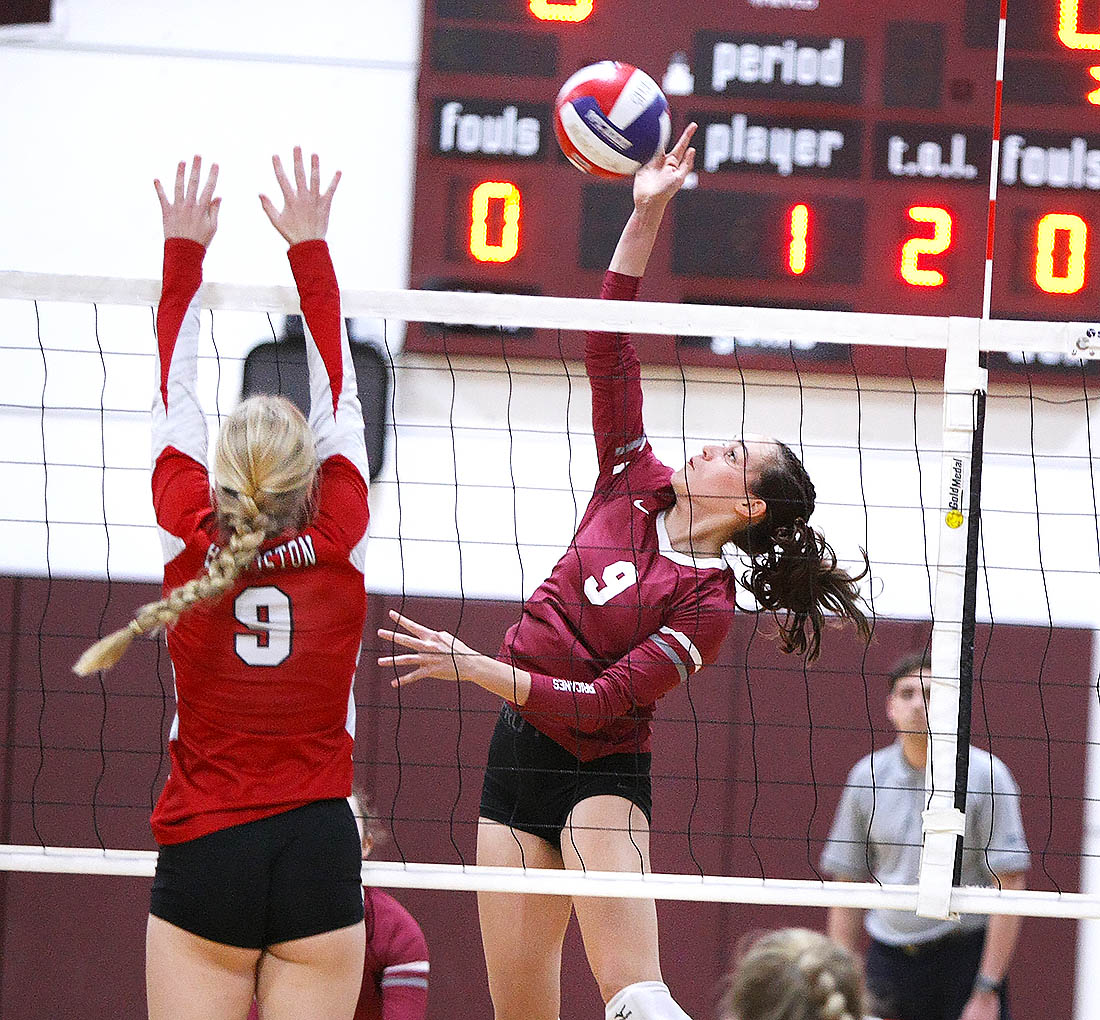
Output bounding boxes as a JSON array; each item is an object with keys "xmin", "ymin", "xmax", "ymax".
[
  {"xmin": 73, "ymin": 393, "xmax": 316, "ymax": 677},
  {"xmin": 73, "ymin": 525, "xmax": 267, "ymax": 676},
  {"xmin": 719, "ymin": 928, "xmax": 864, "ymax": 1020},
  {"xmin": 801, "ymin": 961, "xmax": 856, "ymax": 1020}
]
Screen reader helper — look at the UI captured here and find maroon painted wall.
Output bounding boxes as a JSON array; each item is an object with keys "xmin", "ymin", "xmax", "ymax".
[{"xmin": 0, "ymin": 575, "xmax": 1091, "ymax": 1019}]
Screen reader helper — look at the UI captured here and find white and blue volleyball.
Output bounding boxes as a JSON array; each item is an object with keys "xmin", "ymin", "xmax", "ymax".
[{"xmin": 553, "ymin": 61, "xmax": 671, "ymax": 178}]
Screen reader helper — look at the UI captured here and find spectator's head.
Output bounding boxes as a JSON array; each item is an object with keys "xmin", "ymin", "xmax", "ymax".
[
  {"xmin": 885, "ymin": 651, "xmax": 931, "ymax": 738},
  {"xmin": 348, "ymin": 788, "xmax": 387, "ymax": 860},
  {"xmin": 887, "ymin": 651, "xmax": 931, "ymax": 692},
  {"xmin": 719, "ymin": 928, "xmax": 864, "ymax": 1020}
]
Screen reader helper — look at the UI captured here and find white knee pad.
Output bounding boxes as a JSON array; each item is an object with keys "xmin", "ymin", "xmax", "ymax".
[{"xmin": 604, "ymin": 981, "xmax": 693, "ymax": 1020}]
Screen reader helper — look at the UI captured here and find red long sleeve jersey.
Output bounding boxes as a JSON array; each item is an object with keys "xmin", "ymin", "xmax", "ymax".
[
  {"xmin": 502, "ymin": 271, "xmax": 738, "ymax": 762},
  {"xmin": 149, "ymin": 238, "xmax": 370, "ymax": 845}
]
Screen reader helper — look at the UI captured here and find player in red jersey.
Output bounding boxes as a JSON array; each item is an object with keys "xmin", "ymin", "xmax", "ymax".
[
  {"xmin": 74, "ymin": 149, "xmax": 370, "ymax": 1020},
  {"xmin": 377, "ymin": 124, "xmax": 870, "ymax": 1020}
]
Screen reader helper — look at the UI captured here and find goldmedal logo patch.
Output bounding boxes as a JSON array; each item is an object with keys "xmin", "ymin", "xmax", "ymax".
[{"xmin": 946, "ymin": 457, "xmax": 965, "ymax": 528}]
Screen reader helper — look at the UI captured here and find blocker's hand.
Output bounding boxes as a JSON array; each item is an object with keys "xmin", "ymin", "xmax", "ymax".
[
  {"xmin": 377, "ymin": 610, "xmax": 482, "ymax": 688},
  {"xmin": 633, "ymin": 121, "xmax": 697, "ymax": 211},
  {"xmin": 154, "ymin": 156, "xmax": 221, "ymax": 246},
  {"xmin": 260, "ymin": 146, "xmax": 341, "ymax": 245}
]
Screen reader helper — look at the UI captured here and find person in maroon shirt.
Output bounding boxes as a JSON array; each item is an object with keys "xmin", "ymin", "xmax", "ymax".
[
  {"xmin": 246, "ymin": 792, "xmax": 429, "ymax": 1020},
  {"xmin": 354, "ymin": 793, "xmax": 431, "ymax": 1020},
  {"xmin": 75, "ymin": 149, "xmax": 369, "ymax": 1020},
  {"xmin": 378, "ymin": 124, "xmax": 870, "ymax": 1020}
]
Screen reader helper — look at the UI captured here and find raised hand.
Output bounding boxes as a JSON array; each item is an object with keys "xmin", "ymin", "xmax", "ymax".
[
  {"xmin": 377, "ymin": 610, "xmax": 479, "ymax": 688},
  {"xmin": 633, "ymin": 122, "xmax": 697, "ymax": 211},
  {"xmin": 154, "ymin": 156, "xmax": 221, "ymax": 246},
  {"xmin": 259, "ymin": 146, "xmax": 342, "ymax": 245}
]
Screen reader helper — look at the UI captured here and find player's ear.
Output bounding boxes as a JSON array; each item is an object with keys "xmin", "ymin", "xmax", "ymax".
[{"xmin": 735, "ymin": 494, "xmax": 766, "ymax": 523}]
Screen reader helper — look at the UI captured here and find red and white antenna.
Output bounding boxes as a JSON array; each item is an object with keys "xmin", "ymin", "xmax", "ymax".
[{"xmin": 981, "ymin": 0, "xmax": 1010, "ymax": 320}]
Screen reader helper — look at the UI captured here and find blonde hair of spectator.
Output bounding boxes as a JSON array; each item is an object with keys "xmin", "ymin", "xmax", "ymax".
[
  {"xmin": 720, "ymin": 928, "xmax": 864, "ymax": 1020},
  {"xmin": 73, "ymin": 395, "xmax": 317, "ymax": 676}
]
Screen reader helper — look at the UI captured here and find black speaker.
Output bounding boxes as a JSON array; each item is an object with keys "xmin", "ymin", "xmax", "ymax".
[
  {"xmin": 2, "ymin": 1, "xmax": 53, "ymax": 28},
  {"xmin": 241, "ymin": 318, "xmax": 390, "ymax": 481}
]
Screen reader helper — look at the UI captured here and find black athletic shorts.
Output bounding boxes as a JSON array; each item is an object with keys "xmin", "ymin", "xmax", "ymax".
[
  {"xmin": 150, "ymin": 798, "xmax": 364, "ymax": 950},
  {"xmin": 479, "ymin": 702, "xmax": 652, "ymax": 853}
]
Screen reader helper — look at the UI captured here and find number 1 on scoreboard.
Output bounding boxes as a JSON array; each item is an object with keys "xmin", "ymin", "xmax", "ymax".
[{"xmin": 787, "ymin": 203, "xmax": 810, "ymax": 275}]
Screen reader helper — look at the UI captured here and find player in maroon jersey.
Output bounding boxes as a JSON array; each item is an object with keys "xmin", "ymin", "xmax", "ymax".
[
  {"xmin": 75, "ymin": 149, "xmax": 370, "ymax": 1020},
  {"xmin": 377, "ymin": 124, "xmax": 870, "ymax": 1020},
  {"xmin": 245, "ymin": 791, "xmax": 429, "ymax": 1020},
  {"xmin": 353, "ymin": 792, "xmax": 431, "ymax": 1020}
]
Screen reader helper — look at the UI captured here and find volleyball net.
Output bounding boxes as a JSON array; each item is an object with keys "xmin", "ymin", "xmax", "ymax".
[{"xmin": 0, "ymin": 270, "xmax": 1098, "ymax": 924}]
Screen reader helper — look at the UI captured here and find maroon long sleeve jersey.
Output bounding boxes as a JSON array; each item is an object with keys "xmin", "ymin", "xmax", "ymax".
[{"xmin": 500, "ymin": 271, "xmax": 738, "ymax": 762}]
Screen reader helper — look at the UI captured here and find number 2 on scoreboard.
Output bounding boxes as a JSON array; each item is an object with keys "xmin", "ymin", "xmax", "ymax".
[{"xmin": 900, "ymin": 207, "xmax": 952, "ymax": 288}]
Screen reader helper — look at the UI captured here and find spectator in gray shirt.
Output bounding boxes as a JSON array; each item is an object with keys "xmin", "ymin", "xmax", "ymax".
[{"xmin": 820, "ymin": 652, "xmax": 1029, "ymax": 1020}]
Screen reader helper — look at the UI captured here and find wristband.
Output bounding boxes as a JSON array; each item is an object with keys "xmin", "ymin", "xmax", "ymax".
[{"xmin": 974, "ymin": 973, "xmax": 1004, "ymax": 995}]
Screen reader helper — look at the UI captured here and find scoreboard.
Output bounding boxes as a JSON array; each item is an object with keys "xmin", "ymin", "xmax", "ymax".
[{"xmin": 407, "ymin": 0, "xmax": 1100, "ymax": 376}]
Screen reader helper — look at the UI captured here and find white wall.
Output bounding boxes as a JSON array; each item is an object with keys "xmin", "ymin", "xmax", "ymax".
[{"xmin": 0, "ymin": 0, "xmax": 419, "ymax": 288}]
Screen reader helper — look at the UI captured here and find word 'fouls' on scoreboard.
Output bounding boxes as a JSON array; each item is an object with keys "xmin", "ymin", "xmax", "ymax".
[{"xmin": 408, "ymin": 0, "xmax": 1100, "ymax": 375}]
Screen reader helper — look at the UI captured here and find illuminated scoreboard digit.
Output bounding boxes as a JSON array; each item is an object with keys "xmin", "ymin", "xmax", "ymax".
[{"xmin": 408, "ymin": 0, "xmax": 1100, "ymax": 377}]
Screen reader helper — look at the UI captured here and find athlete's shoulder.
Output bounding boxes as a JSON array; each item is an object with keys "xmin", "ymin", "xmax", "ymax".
[{"xmin": 365, "ymin": 887, "xmax": 428, "ymax": 961}]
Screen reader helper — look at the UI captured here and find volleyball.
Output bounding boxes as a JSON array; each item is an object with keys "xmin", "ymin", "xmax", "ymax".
[{"xmin": 553, "ymin": 61, "xmax": 672, "ymax": 178}]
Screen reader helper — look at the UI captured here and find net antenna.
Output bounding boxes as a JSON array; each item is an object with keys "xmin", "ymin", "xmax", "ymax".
[
  {"xmin": 0, "ymin": 268, "xmax": 1098, "ymax": 922},
  {"xmin": 915, "ymin": 0, "xmax": 1012, "ymax": 923}
]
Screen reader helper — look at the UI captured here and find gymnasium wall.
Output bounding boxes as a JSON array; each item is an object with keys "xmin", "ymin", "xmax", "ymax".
[{"xmin": 0, "ymin": 575, "xmax": 1089, "ymax": 1019}]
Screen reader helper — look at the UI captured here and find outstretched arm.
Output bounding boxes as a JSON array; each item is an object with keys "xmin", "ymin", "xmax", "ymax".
[
  {"xmin": 378, "ymin": 610, "xmax": 533, "ymax": 705},
  {"xmin": 608, "ymin": 122, "xmax": 696, "ymax": 277},
  {"xmin": 150, "ymin": 156, "xmax": 220, "ymax": 542},
  {"xmin": 260, "ymin": 148, "xmax": 369, "ymax": 556},
  {"xmin": 377, "ymin": 599, "xmax": 725, "ymax": 732},
  {"xmin": 260, "ymin": 147, "xmax": 369, "ymax": 477},
  {"xmin": 588, "ymin": 125, "xmax": 696, "ymax": 478}
]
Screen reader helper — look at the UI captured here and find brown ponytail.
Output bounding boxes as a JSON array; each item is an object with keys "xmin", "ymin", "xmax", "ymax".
[{"xmin": 732, "ymin": 441, "xmax": 870, "ymax": 661}]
